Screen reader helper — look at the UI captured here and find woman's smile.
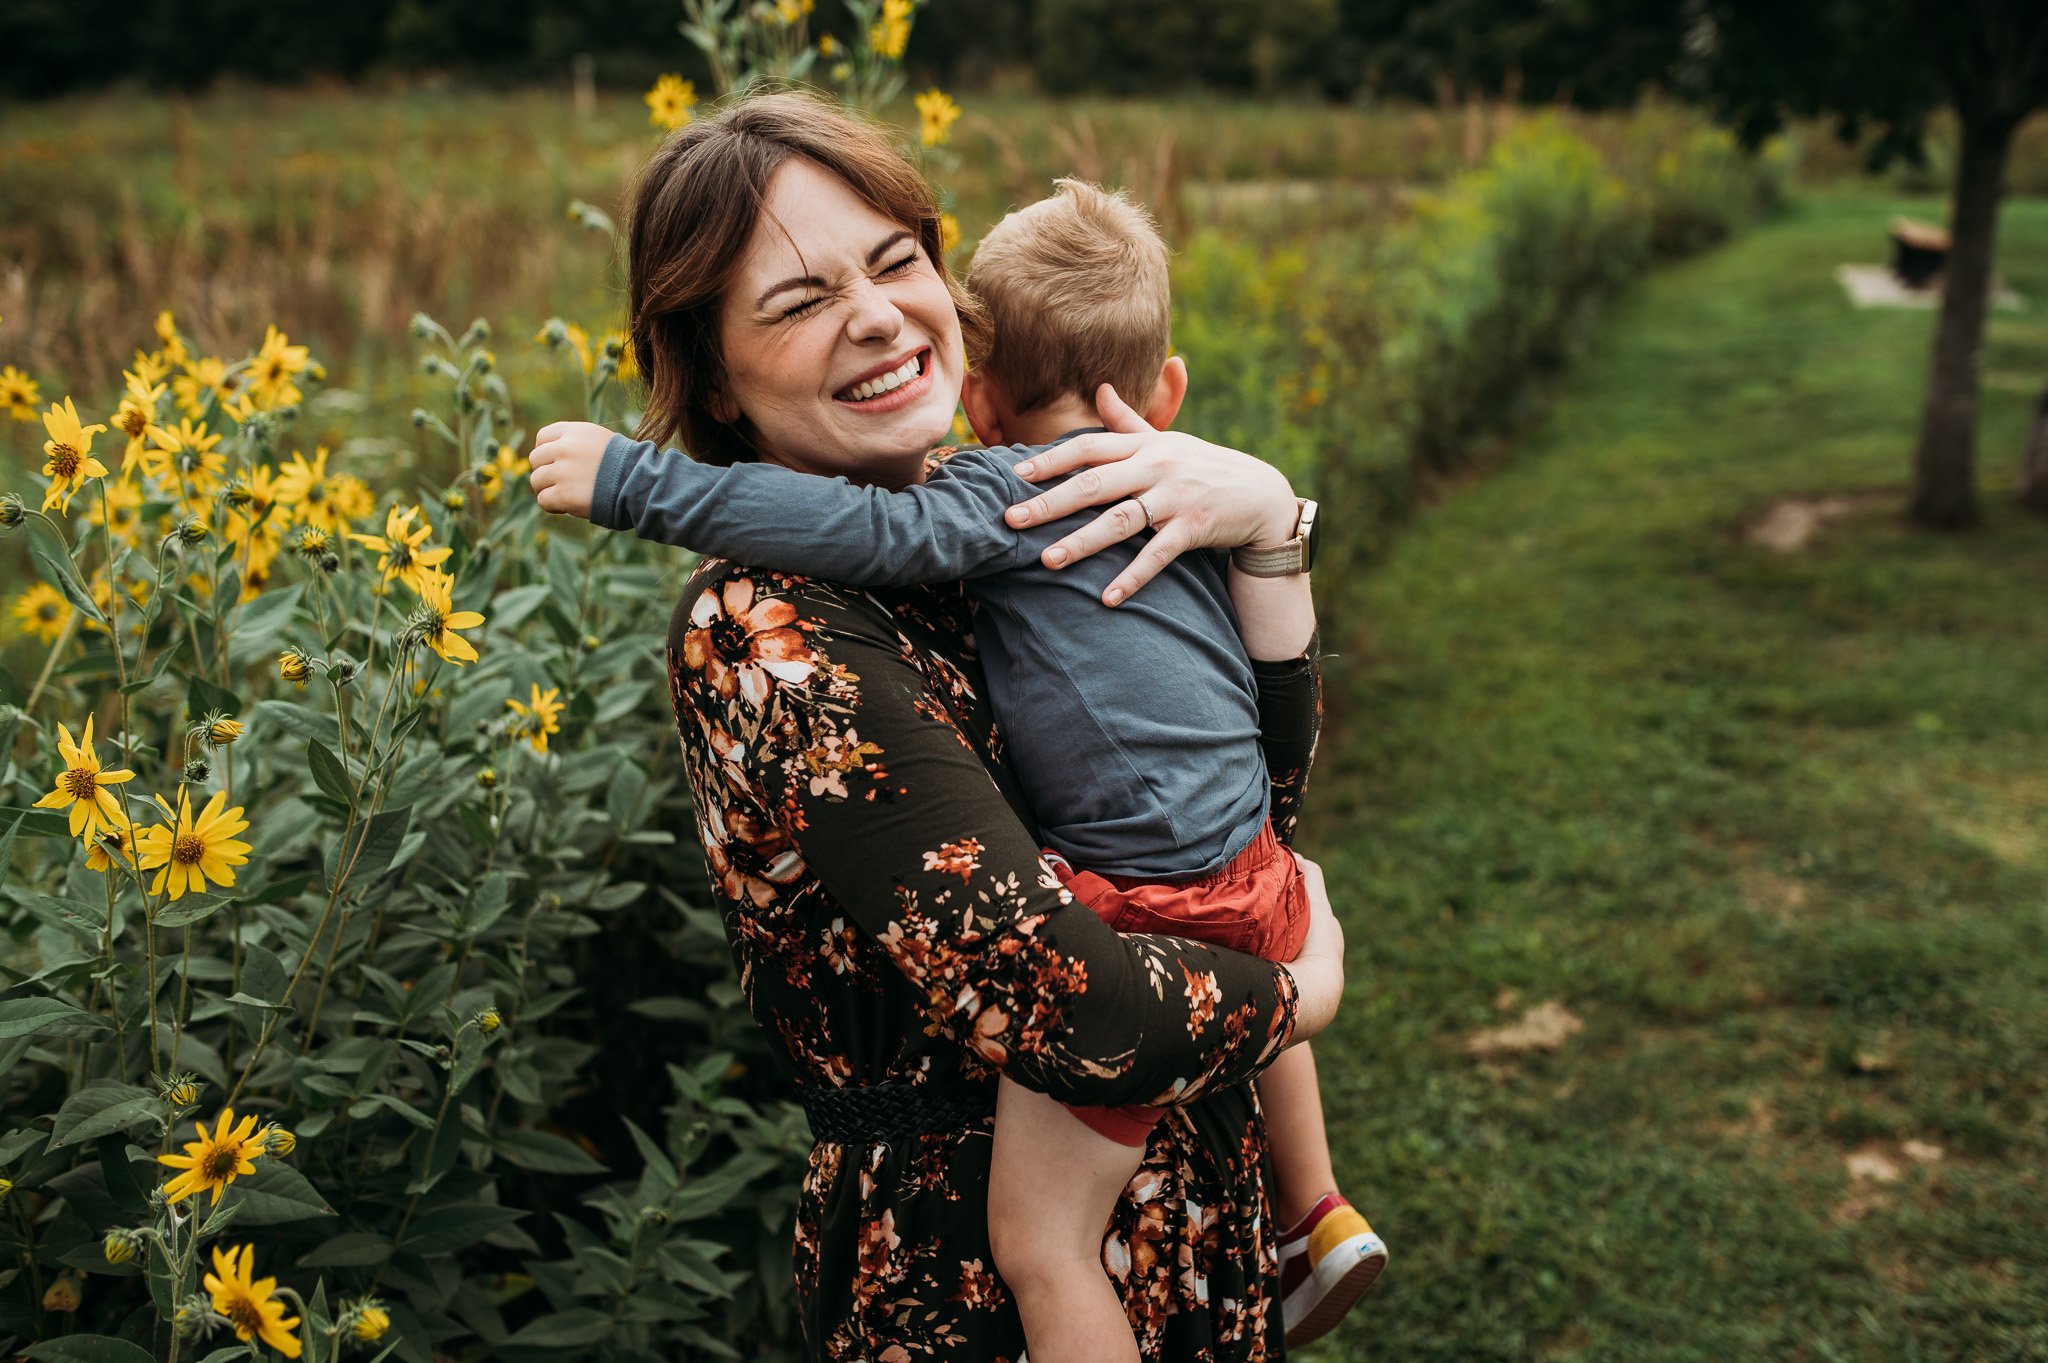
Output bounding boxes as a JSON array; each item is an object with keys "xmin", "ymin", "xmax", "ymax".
[{"xmin": 832, "ymin": 346, "xmax": 933, "ymax": 412}]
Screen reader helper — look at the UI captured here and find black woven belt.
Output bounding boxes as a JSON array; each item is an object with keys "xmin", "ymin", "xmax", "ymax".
[{"xmin": 798, "ymin": 1078, "xmax": 997, "ymax": 1144}]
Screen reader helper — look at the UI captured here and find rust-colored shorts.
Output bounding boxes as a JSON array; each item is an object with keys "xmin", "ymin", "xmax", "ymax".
[{"xmin": 1048, "ymin": 820, "xmax": 1308, "ymax": 1147}]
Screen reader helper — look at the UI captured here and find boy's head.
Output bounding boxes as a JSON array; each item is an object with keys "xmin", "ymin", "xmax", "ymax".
[{"xmin": 962, "ymin": 179, "xmax": 1185, "ymax": 444}]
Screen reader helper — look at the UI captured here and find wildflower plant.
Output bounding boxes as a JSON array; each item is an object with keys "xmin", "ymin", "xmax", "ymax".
[{"xmin": 0, "ymin": 303, "xmax": 811, "ymax": 1358}]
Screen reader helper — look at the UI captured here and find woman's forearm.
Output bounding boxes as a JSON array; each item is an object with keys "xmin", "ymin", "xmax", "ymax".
[{"xmin": 1228, "ymin": 563, "xmax": 1315, "ymax": 661}]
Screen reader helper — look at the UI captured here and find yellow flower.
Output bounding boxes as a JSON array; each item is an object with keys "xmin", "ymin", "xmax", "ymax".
[
  {"xmin": 0, "ymin": 364, "xmax": 39, "ymax": 421},
  {"xmin": 349, "ymin": 504, "xmax": 451, "ymax": 596},
  {"xmin": 331, "ymin": 473, "xmax": 375, "ymax": 523},
  {"xmin": 505, "ymin": 684, "xmax": 564, "ymax": 754},
  {"xmin": 563, "ymin": 322, "xmax": 594, "ymax": 376},
  {"xmin": 86, "ymin": 820, "xmax": 138, "ymax": 873},
  {"xmin": 224, "ymin": 464, "xmax": 286, "ymax": 549},
  {"xmin": 412, "ymin": 567, "xmax": 485, "ymax": 666},
  {"xmin": 135, "ymin": 787, "xmax": 253, "ymax": 901},
  {"xmin": 32, "ymin": 716, "xmax": 135, "ymax": 847},
  {"xmin": 41, "ymin": 397, "xmax": 110, "ymax": 514},
  {"xmin": 939, "ymin": 211, "xmax": 960, "ymax": 255},
  {"xmin": 278, "ymin": 649, "xmax": 313, "ymax": 685},
  {"xmin": 645, "ymin": 74, "xmax": 697, "ymax": 131},
  {"xmin": 258, "ymin": 1123, "xmax": 296, "ymax": 1157},
  {"xmin": 870, "ymin": 0, "xmax": 911, "ymax": 58},
  {"xmin": 915, "ymin": 89, "xmax": 960, "ymax": 146},
  {"xmin": 348, "ymin": 1299, "xmax": 390, "ymax": 1343},
  {"xmin": 818, "ymin": 32, "xmax": 839, "ymax": 56},
  {"xmin": 203, "ymin": 1244, "xmax": 302, "ymax": 1358},
  {"xmin": 12, "ymin": 583, "xmax": 72, "ymax": 644},
  {"xmin": 477, "ymin": 444, "xmax": 527, "ymax": 502},
  {"xmin": 773, "ymin": 0, "xmax": 813, "ymax": 22},
  {"xmin": 274, "ymin": 446, "xmax": 351, "ymax": 533},
  {"xmin": 205, "ymin": 717, "xmax": 244, "ymax": 746},
  {"xmin": 143, "ymin": 418, "xmax": 226, "ymax": 504},
  {"xmin": 247, "ymin": 325, "xmax": 309, "ymax": 409},
  {"xmin": 474, "ymin": 1007, "xmax": 502, "ymax": 1035},
  {"xmin": 110, "ymin": 375, "xmax": 167, "ymax": 475},
  {"xmin": 162, "ymin": 1074, "xmax": 200, "ymax": 1107},
  {"xmin": 130, "ymin": 349, "xmax": 171, "ymax": 386},
  {"xmin": 155, "ymin": 310, "xmax": 189, "ymax": 368},
  {"xmin": 157, "ymin": 1109, "xmax": 266, "ymax": 1206},
  {"xmin": 172, "ymin": 355, "xmax": 233, "ymax": 419},
  {"xmin": 88, "ymin": 477, "xmax": 144, "ymax": 546}
]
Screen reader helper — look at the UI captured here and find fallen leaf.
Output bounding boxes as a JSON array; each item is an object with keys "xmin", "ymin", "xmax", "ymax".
[{"xmin": 1901, "ymin": 1139, "xmax": 1945, "ymax": 1165}]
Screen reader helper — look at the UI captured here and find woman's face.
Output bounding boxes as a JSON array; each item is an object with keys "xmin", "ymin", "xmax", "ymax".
[{"xmin": 716, "ymin": 157, "xmax": 965, "ymax": 487}]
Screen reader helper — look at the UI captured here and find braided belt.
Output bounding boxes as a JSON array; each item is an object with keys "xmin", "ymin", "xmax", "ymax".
[{"xmin": 798, "ymin": 1078, "xmax": 997, "ymax": 1145}]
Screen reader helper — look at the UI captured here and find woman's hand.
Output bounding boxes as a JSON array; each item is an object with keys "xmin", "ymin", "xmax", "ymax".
[
  {"xmin": 1003, "ymin": 383, "xmax": 1300, "ymax": 605},
  {"xmin": 1282, "ymin": 852, "xmax": 1345, "ymax": 1044}
]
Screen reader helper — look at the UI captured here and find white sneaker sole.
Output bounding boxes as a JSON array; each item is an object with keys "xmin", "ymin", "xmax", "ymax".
[{"xmin": 1282, "ymin": 1230, "xmax": 1388, "ymax": 1349}]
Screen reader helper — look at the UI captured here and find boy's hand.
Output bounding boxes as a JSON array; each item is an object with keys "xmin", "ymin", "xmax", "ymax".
[{"xmin": 527, "ymin": 421, "xmax": 614, "ymax": 518}]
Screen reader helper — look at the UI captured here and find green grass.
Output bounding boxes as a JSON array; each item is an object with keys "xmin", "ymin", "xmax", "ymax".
[{"xmin": 1302, "ymin": 192, "xmax": 2048, "ymax": 1361}]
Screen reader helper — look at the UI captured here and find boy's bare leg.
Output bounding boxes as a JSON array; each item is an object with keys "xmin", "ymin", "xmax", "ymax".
[
  {"xmin": 1257, "ymin": 1043, "xmax": 1338, "ymax": 1225},
  {"xmin": 988, "ymin": 1076, "xmax": 1145, "ymax": 1363}
]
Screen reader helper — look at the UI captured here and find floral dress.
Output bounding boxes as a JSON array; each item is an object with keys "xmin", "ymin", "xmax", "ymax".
[{"xmin": 665, "ymin": 558, "xmax": 1321, "ymax": 1363}]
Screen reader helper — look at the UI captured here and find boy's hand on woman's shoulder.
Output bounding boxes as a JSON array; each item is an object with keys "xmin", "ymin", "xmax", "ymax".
[{"xmin": 527, "ymin": 421, "xmax": 615, "ymax": 518}]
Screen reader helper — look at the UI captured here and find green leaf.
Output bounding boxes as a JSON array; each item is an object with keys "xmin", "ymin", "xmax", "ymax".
[
  {"xmin": 49, "ymin": 1080, "xmax": 158, "ymax": 1148},
  {"xmin": 298, "ymin": 1231, "xmax": 393, "ymax": 1269},
  {"xmin": 250, "ymin": 698, "xmax": 333, "ymax": 744},
  {"xmin": 0, "ymin": 806, "xmax": 72, "ymax": 839},
  {"xmin": 327, "ymin": 806, "xmax": 412, "ymax": 890},
  {"xmin": 493, "ymin": 1127, "xmax": 606, "ymax": 1175},
  {"xmin": 182, "ymin": 670, "xmax": 242, "ymax": 724},
  {"xmin": 226, "ymin": 582, "xmax": 306, "ymax": 665},
  {"xmin": 308, "ymin": 737, "xmax": 354, "ymax": 807},
  {"xmin": 153, "ymin": 895, "xmax": 226, "ymax": 930},
  {"xmin": 25, "ymin": 515, "xmax": 104, "ymax": 622},
  {"xmin": 499, "ymin": 1307, "xmax": 614, "ymax": 1349},
  {"xmin": 26, "ymin": 1336, "xmax": 159, "ymax": 1363},
  {"xmin": 397, "ymin": 1202, "xmax": 525, "ymax": 1255},
  {"xmin": 0, "ymin": 995, "xmax": 112, "ymax": 1041},
  {"xmin": 119, "ymin": 635, "xmax": 186, "ymax": 696},
  {"xmin": 226, "ymin": 1155, "xmax": 335, "ymax": 1225}
]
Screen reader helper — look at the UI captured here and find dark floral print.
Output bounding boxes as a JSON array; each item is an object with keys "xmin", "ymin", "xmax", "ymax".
[{"xmin": 665, "ymin": 559, "xmax": 1322, "ymax": 1362}]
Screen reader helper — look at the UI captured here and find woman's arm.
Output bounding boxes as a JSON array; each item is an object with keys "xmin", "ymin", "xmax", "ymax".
[{"xmin": 673, "ymin": 571, "xmax": 1312, "ymax": 1108}]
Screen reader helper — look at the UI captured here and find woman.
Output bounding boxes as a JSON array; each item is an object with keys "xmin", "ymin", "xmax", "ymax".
[{"xmin": 620, "ymin": 93, "xmax": 1342, "ymax": 1361}]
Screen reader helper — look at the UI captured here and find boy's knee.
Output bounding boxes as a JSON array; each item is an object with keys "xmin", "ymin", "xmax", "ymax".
[{"xmin": 988, "ymin": 1216, "xmax": 1093, "ymax": 1295}]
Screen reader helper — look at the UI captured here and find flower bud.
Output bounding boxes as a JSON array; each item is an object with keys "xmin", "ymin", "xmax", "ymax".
[
  {"xmin": 0, "ymin": 494, "xmax": 25, "ymax": 528},
  {"xmin": 224, "ymin": 478, "xmax": 254, "ymax": 509},
  {"xmin": 173, "ymin": 1294, "xmax": 216, "ymax": 1339},
  {"xmin": 181, "ymin": 757, "xmax": 212, "ymax": 785},
  {"xmin": 347, "ymin": 1299, "xmax": 391, "ymax": 1343},
  {"xmin": 602, "ymin": 335, "xmax": 624, "ymax": 359},
  {"xmin": 259, "ymin": 1124, "xmax": 297, "ymax": 1157},
  {"xmin": 409, "ymin": 312, "xmax": 440, "ymax": 340},
  {"xmin": 103, "ymin": 1228, "xmax": 142, "ymax": 1264},
  {"xmin": 160, "ymin": 1073, "xmax": 200, "ymax": 1107},
  {"xmin": 474, "ymin": 1007, "xmax": 502, "ymax": 1035},
  {"xmin": 0, "ymin": 1175, "xmax": 13, "ymax": 1204},
  {"xmin": 308, "ymin": 361, "xmax": 327, "ymax": 383},
  {"xmin": 278, "ymin": 649, "xmax": 314, "ymax": 685},
  {"xmin": 411, "ymin": 408, "xmax": 431, "ymax": 429},
  {"xmin": 205, "ymin": 716, "xmax": 244, "ymax": 747},
  {"xmin": 476, "ymin": 767, "xmax": 498, "ymax": 789},
  {"xmin": 443, "ymin": 489, "xmax": 468, "ymax": 512},
  {"xmin": 319, "ymin": 551, "xmax": 340, "ymax": 574},
  {"xmin": 640, "ymin": 1206, "xmax": 671, "ymax": 1225},
  {"xmin": 538, "ymin": 318, "xmax": 569, "ymax": 348},
  {"xmin": 175, "ymin": 516, "xmax": 209, "ymax": 547},
  {"xmin": 580, "ymin": 633, "xmax": 600, "ymax": 653},
  {"xmin": 329, "ymin": 660, "xmax": 361, "ymax": 688}
]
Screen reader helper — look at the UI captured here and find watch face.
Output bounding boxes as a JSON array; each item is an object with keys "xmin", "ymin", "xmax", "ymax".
[{"xmin": 1299, "ymin": 500, "xmax": 1318, "ymax": 572}]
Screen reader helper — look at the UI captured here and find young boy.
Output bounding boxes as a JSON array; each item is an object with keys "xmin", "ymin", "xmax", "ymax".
[{"xmin": 530, "ymin": 180, "xmax": 1384, "ymax": 1357}]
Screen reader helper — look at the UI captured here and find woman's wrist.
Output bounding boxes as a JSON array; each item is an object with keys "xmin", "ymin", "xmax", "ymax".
[{"xmin": 1245, "ymin": 479, "xmax": 1303, "ymax": 551}]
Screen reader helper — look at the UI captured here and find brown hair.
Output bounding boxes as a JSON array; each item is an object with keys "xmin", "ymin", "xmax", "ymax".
[
  {"xmin": 625, "ymin": 90, "xmax": 988, "ymax": 465},
  {"xmin": 964, "ymin": 179, "xmax": 1172, "ymax": 415}
]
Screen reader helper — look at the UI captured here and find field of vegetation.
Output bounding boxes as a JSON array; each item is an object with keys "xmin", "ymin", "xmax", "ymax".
[{"xmin": 1, "ymin": 77, "xmax": 2044, "ymax": 1362}]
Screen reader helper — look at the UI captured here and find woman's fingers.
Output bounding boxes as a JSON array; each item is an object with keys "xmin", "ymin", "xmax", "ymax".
[
  {"xmin": 1094, "ymin": 382, "xmax": 1154, "ymax": 435},
  {"xmin": 1102, "ymin": 522, "xmax": 1195, "ymax": 606},
  {"xmin": 1008, "ymin": 431, "xmax": 1143, "ymax": 490},
  {"xmin": 1038, "ymin": 496, "xmax": 1153, "ymax": 571}
]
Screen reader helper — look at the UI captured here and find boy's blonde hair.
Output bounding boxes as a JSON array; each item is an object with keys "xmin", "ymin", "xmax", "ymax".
[{"xmin": 965, "ymin": 179, "xmax": 1171, "ymax": 416}]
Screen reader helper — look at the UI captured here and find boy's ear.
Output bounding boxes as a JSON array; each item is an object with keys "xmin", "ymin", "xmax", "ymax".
[
  {"xmin": 1142, "ymin": 355, "xmax": 1188, "ymax": 431},
  {"xmin": 960, "ymin": 371, "xmax": 1006, "ymax": 446}
]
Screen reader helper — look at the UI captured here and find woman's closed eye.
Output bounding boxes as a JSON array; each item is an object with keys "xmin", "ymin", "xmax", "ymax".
[{"xmin": 779, "ymin": 256, "xmax": 918, "ymax": 321}]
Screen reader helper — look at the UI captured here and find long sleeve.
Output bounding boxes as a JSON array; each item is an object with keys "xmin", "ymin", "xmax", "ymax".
[
  {"xmin": 595, "ymin": 434, "xmax": 1034, "ymax": 585},
  {"xmin": 669, "ymin": 571, "xmax": 1299, "ymax": 1109},
  {"xmin": 1251, "ymin": 645, "xmax": 1321, "ymax": 846}
]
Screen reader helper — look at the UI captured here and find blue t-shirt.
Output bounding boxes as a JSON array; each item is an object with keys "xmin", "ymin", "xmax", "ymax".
[{"xmin": 592, "ymin": 430, "xmax": 1267, "ymax": 878}]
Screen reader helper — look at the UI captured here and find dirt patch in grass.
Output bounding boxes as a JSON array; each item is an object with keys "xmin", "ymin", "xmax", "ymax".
[
  {"xmin": 1743, "ymin": 490, "xmax": 1895, "ymax": 552},
  {"xmin": 1463, "ymin": 1000, "xmax": 1585, "ymax": 1060}
]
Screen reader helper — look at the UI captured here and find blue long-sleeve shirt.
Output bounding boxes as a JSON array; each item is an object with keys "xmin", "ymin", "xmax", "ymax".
[{"xmin": 592, "ymin": 430, "xmax": 1267, "ymax": 878}]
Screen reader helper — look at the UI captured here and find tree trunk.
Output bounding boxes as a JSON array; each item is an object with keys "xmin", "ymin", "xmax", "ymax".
[
  {"xmin": 1909, "ymin": 112, "xmax": 2015, "ymax": 530},
  {"xmin": 2021, "ymin": 374, "xmax": 2048, "ymax": 513}
]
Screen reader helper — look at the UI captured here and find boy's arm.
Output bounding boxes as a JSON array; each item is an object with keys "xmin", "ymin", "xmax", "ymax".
[{"xmin": 589, "ymin": 433, "xmax": 1034, "ymax": 585}]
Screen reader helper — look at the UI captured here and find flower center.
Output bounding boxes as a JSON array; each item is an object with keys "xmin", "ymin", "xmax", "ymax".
[
  {"xmin": 120, "ymin": 408, "xmax": 147, "ymax": 436},
  {"xmin": 222, "ymin": 1293, "xmax": 263, "ymax": 1335},
  {"xmin": 38, "ymin": 603, "xmax": 59, "ymax": 622},
  {"xmin": 424, "ymin": 607, "xmax": 448, "ymax": 636},
  {"xmin": 50, "ymin": 444, "xmax": 80, "ymax": 478},
  {"xmin": 709, "ymin": 616, "xmax": 753, "ymax": 661},
  {"xmin": 61, "ymin": 767, "xmax": 99, "ymax": 800},
  {"xmin": 305, "ymin": 483, "xmax": 326, "ymax": 503},
  {"xmin": 174, "ymin": 832, "xmax": 208, "ymax": 865}
]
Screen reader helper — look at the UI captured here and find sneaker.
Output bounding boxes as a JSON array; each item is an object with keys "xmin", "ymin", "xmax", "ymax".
[{"xmin": 1277, "ymin": 1193, "xmax": 1387, "ymax": 1348}]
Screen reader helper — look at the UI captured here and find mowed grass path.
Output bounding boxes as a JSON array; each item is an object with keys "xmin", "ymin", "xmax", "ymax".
[{"xmin": 1303, "ymin": 194, "xmax": 2048, "ymax": 1361}]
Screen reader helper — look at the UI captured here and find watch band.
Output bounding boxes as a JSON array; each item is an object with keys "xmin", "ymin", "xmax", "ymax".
[{"xmin": 1231, "ymin": 499, "xmax": 1317, "ymax": 577}]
